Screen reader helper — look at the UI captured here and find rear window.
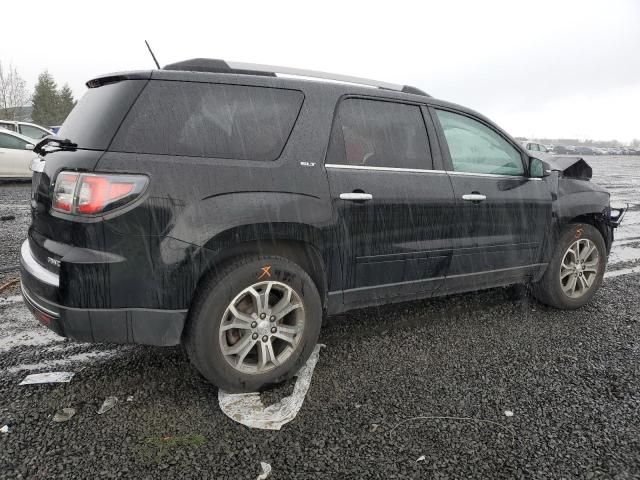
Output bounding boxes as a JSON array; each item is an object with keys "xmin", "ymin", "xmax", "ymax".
[
  {"xmin": 110, "ymin": 81, "xmax": 304, "ymax": 161},
  {"xmin": 58, "ymin": 80, "xmax": 148, "ymax": 150}
]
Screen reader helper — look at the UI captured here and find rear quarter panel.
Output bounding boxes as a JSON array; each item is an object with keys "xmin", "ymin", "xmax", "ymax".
[{"xmin": 93, "ymin": 83, "xmax": 340, "ymax": 309}]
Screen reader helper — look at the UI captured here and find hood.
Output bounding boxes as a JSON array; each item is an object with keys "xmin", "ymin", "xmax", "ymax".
[{"xmin": 544, "ymin": 156, "xmax": 592, "ymax": 180}]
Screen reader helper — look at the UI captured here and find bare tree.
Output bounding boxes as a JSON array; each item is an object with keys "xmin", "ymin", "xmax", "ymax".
[{"xmin": 0, "ymin": 61, "xmax": 30, "ymax": 120}]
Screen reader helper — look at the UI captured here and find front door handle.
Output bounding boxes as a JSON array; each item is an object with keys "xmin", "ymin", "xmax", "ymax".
[
  {"xmin": 340, "ymin": 192, "xmax": 373, "ymax": 201},
  {"xmin": 462, "ymin": 193, "xmax": 486, "ymax": 202}
]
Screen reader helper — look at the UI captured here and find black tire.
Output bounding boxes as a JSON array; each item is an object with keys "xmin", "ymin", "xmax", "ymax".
[
  {"xmin": 532, "ymin": 223, "xmax": 607, "ymax": 309},
  {"xmin": 184, "ymin": 255, "xmax": 322, "ymax": 393}
]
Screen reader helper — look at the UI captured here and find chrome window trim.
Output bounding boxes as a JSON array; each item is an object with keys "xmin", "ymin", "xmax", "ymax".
[
  {"xmin": 20, "ymin": 240, "xmax": 59, "ymax": 287},
  {"xmin": 324, "ymin": 163, "xmax": 542, "ymax": 180},
  {"xmin": 325, "ymin": 164, "xmax": 447, "ymax": 174},
  {"xmin": 447, "ymin": 170, "xmax": 540, "ymax": 180}
]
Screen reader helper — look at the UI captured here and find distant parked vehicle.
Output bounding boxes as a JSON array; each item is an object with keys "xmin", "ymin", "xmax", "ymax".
[
  {"xmin": 553, "ymin": 145, "xmax": 574, "ymax": 154},
  {"xmin": 0, "ymin": 121, "xmax": 52, "ymax": 139},
  {"xmin": 575, "ymin": 146, "xmax": 595, "ymax": 155},
  {"xmin": 521, "ymin": 141, "xmax": 553, "ymax": 159},
  {"xmin": 0, "ymin": 129, "xmax": 36, "ymax": 178}
]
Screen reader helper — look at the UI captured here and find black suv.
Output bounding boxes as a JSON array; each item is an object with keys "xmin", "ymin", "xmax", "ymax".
[{"xmin": 20, "ymin": 59, "xmax": 624, "ymax": 392}]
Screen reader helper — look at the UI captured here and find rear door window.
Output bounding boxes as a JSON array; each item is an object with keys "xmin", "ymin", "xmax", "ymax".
[
  {"xmin": 0, "ymin": 132, "xmax": 28, "ymax": 150},
  {"xmin": 436, "ymin": 110, "xmax": 524, "ymax": 176},
  {"xmin": 111, "ymin": 81, "xmax": 304, "ymax": 161},
  {"xmin": 327, "ymin": 98, "xmax": 432, "ymax": 169}
]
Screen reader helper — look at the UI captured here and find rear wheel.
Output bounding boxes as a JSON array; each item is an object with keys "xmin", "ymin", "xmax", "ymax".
[
  {"xmin": 184, "ymin": 255, "xmax": 322, "ymax": 392},
  {"xmin": 532, "ymin": 223, "xmax": 607, "ymax": 309}
]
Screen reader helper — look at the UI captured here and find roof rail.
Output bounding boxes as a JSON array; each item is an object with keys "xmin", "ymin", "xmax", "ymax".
[{"xmin": 162, "ymin": 58, "xmax": 429, "ymax": 97}]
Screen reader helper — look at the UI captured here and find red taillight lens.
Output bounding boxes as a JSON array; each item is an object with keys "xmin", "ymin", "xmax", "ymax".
[{"xmin": 52, "ymin": 172, "xmax": 147, "ymax": 216}]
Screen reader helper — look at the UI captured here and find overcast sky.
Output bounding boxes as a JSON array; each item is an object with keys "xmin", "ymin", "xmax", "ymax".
[{"xmin": 2, "ymin": 0, "xmax": 639, "ymax": 142}]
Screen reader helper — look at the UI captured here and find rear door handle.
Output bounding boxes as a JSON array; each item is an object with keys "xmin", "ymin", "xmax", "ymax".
[
  {"xmin": 340, "ymin": 192, "xmax": 373, "ymax": 201},
  {"xmin": 462, "ymin": 194, "xmax": 486, "ymax": 202}
]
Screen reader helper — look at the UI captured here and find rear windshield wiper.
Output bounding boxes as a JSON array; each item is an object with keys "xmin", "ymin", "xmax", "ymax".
[{"xmin": 33, "ymin": 135, "xmax": 78, "ymax": 156}]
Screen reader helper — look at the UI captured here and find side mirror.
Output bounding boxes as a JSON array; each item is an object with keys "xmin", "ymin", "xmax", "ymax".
[
  {"xmin": 25, "ymin": 144, "xmax": 34, "ymax": 151},
  {"xmin": 529, "ymin": 157, "xmax": 549, "ymax": 178}
]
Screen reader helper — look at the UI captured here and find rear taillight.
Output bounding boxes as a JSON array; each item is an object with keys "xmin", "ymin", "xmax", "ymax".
[{"xmin": 52, "ymin": 172, "xmax": 148, "ymax": 216}]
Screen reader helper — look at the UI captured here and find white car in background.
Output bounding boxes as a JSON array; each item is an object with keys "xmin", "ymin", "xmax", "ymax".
[
  {"xmin": 0, "ymin": 129, "xmax": 37, "ymax": 179},
  {"xmin": 0, "ymin": 120, "xmax": 52, "ymax": 139},
  {"xmin": 521, "ymin": 140, "xmax": 553, "ymax": 159}
]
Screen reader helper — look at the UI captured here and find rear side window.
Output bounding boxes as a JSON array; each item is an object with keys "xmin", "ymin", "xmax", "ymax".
[
  {"xmin": 20, "ymin": 124, "xmax": 48, "ymax": 139},
  {"xmin": 0, "ymin": 132, "xmax": 29, "ymax": 150},
  {"xmin": 327, "ymin": 98, "xmax": 432, "ymax": 169},
  {"xmin": 58, "ymin": 80, "xmax": 148, "ymax": 150},
  {"xmin": 436, "ymin": 110, "xmax": 524, "ymax": 176},
  {"xmin": 111, "ymin": 81, "xmax": 303, "ymax": 161}
]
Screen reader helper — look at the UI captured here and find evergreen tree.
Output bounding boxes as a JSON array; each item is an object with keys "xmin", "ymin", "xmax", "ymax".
[
  {"xmin": 31, "ymin": 71, "xmax": 59, "ymax": 126},
  {"xmin": 55, "ymin": 84, "xmax": 76, "ymax": 124}
]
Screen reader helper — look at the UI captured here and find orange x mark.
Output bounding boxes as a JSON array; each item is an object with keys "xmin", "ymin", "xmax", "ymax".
[{"xmin": 258, "ymin": 265, "xmax": 272, "ymax": 279}]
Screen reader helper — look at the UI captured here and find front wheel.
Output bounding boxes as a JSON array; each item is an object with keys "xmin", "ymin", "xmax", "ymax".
[
  {"xmin": 532, "ymin": 223, "xmax": 607, "ymax": 309},
  {"xmin": 184, "ymin": 255, "xmax": 322, "ymax": 393}
]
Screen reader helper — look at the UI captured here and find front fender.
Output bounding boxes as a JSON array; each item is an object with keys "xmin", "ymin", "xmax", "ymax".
[{"xmin": 554, "ymin": 176, "xmax": 610, "ymax": 225}]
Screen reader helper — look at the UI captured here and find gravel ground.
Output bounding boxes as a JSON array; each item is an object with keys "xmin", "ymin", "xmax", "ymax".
[
  {"xmin": 0, "ymin": 180, "xmax": 30, "ymax": 292},
  {"xmin": 1, "ymin": 157, "xmax": 639, "ymax": 479}
]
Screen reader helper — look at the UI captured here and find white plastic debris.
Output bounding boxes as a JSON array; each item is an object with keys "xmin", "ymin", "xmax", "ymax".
[
  {"xmin": 126, "ymin": 395, "xmax": 134, "ymax": 402},
  {"xmin": 218, "ymin": 344, "xmax": 325, "ymax": 430},
  {"xmin": 256, "ymin": 461, "xmax": 272, "ymax": 480},
  {"xmin": 53, "ymin": 408, "xmax": 76, "ymax": 423},
  {"xmin": 1, "ymin": 425, "xmax": 9, "ymax": 433},
  {"xmin": 19, "ymin": 371, "xmax": 75, "ymax": 385},
  {"xmin": 504, "ymin": 410, "xmax": 514, "ymax": 417},
  {"xmin": 98, "ymin": 396, "xmax": 118, "ymax": 414},
  {"xmin": 416, "ymin": 455, "xmax": 426, "ymax": 462}
]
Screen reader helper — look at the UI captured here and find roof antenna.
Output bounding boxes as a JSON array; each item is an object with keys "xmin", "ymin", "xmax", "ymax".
[{"xmin": 144, "ymin": 40, "xmax": 161, "ymax": 69}]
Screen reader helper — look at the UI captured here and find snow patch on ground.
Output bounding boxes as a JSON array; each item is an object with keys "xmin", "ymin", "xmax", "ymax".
[
  {"xmin": 0, "ymin": 301, "xmax": 130, "ymax": 375},
  {"xmin": 6, "ymin": 349, "xmax": 127, "ymax": 374},
  {"xmin": 0, "ymin": 295, "xmax": 22, "ymax": 307},
  {"xmin": 609, "ymin": 244, "xmax": 640, "ymax": 265},
  {"xmin": 0, "ymin": 304, "xmax": 66, "ymax": 353}
]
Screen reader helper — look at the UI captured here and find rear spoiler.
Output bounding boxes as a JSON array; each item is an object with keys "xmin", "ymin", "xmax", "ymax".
[
  {"xmin": 544, "ymin": 156, "xmax": 592, "ymax": 180},
  {"xmin": 86, "ymin": 70, "xmax": 152, "ymax": 88}
]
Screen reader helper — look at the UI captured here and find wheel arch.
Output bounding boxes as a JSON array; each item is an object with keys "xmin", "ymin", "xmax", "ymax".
[
  {"xmin": 191, "ymin": 223, "xmax": 330, "ymax": 317},
  {"xmin": 566, "ymin": 212, "xmax": 613, "ymax": 254}
]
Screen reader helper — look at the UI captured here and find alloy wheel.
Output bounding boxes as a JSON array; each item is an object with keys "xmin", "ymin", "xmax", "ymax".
[
  {"xmin": 560, "ymin": 239, "xmax": 600, "ymax": 298},
  {"xmin": 218, "ymin": 281, "xmax": 305, "ymax": 374}
]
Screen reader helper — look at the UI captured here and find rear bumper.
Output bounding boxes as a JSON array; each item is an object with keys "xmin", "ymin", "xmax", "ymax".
[{"xmin": 20, "ymin": 240, "xmax": 187, "ymax": 346}]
